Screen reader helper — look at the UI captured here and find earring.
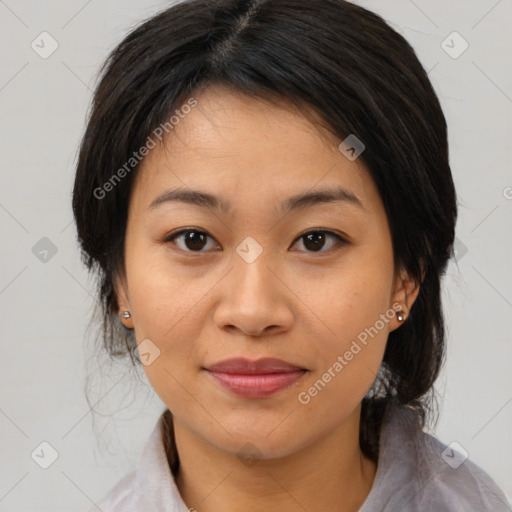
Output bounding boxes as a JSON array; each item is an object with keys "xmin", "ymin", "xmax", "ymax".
[
  {"xmin": 122, "ymin": 311, "xmax": 131, "ymax": 319},
  {"xmin": 396, "ymin": 310, "xmax": 407, "ymax": 322}
]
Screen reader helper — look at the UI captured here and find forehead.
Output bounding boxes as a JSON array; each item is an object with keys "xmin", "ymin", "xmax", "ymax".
[{"xmin": 130, "ymin": 85, "xmax": 378, "ymax": 216}]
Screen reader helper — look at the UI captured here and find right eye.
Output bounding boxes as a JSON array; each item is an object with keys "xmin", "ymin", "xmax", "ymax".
[{"xmin": 163, "ymin": 228, "xmax": 220, "ymax": 253}]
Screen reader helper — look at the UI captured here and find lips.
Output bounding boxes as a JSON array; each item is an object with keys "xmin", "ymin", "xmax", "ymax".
[
  {"xmin": 204, "ymin": 357, "xmax": 306, "ymax": 374},
  {"xmin": 203, "ymin": 357, "xmax": 307, "ymax": 398}
]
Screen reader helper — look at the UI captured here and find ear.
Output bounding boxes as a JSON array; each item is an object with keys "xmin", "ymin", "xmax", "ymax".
[
  {"xmin": 388, "ymin": 266, "xmax": 422, "ymax": 332},
  {"xmin": 114, "ymin": 271, "xmax": 134, "ymax": 329}
]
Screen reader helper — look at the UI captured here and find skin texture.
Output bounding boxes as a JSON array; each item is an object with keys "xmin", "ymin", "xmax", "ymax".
[{"xmin": 116, "ymin": 84, "xmax": 420, "ymax": 512}]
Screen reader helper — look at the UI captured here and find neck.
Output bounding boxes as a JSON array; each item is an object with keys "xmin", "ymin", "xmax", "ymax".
[{"xmin": 170, "ymin": 405, "xmax": 377, "ymax": 512}]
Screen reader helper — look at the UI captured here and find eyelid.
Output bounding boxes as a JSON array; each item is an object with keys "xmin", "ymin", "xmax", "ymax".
[{"xmin": 292, "ymin": 228, "xmax": 347, "ymax": 244}]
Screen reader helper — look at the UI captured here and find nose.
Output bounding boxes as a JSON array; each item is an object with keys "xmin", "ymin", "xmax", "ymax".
[{"xmin": 212, "ymin": 248, "xmax": 294, "ymax": 338}]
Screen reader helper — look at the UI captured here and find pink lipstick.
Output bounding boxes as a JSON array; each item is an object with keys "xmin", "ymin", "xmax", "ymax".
[{"xmin": 203, "ymin": 357, "xmax": 307, "ymax": 398}]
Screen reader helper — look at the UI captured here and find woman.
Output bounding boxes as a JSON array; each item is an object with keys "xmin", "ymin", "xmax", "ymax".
[{"xmin": 72, "ymin": 0, "xmax": 511, "ymax": 510}]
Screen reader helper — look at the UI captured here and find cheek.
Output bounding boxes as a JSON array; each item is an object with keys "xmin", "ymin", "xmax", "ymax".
[
  {"xmin": 125, "ymin": 237, "xmax": 199, "ymax": 336},
  {"xmin": 303, "ymin": 251, "xmax": 394, "ymax": 346},
  {"xmin": 124, "ymin": 253, "xmax": 202, "ymax": 388},
  {"xmin": 294, "ymin": 252, "xmax": 393, "ymax": 406},
  {"xmin": 296, "ymin": 313, "xmax": 390, "ymax": 423},
  {"xmin": 123, "ymin": 239, "xmax": 221, "ymax": 395}
]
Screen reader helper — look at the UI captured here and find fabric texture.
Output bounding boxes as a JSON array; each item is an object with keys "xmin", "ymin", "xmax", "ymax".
[{"xmin": 91, "ymin": 403, "xmax": 511, "ymax": 511}]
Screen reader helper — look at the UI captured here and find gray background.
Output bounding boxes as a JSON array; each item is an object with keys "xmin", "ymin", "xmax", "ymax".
[{"xmin": 0, "ymin": 0, "xmax": 511, "ymax": 510}]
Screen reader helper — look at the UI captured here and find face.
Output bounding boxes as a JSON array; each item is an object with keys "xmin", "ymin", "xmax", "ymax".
[{"xmin": 116, "ymin": 84, "xmax": 418, "ymax": 460}]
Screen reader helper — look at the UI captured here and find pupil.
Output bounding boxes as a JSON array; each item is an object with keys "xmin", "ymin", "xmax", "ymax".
[
  {"xmin": 186, "ymin": 231, "xmax": 206, "ymax": 250},
  {"xmin": 305, "ymin": 232, "xmax": 324, "ymax": 251}
]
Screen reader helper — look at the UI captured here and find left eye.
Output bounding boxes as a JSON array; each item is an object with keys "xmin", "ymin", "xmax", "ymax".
[
  {"xmin": 291, "ymin": 230, "xmax": 346, "ymax": 253},
  {"xmin": 164, "ymin": 229, "xmax": 345, "ymax": 253}
]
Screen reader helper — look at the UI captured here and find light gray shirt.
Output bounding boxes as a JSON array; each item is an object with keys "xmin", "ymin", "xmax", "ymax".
[{"xmin": 91, "ymin": 403, "xmax": 511, "ymax": 511}]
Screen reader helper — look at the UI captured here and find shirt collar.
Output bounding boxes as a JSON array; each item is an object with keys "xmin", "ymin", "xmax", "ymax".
[
  {"xmin": 130, "ymin": 402, "xmax": 417, "ymax": 511},
  {"xmin": 130, "ymin": 411, "xmax": 188, "ymax": 511}
]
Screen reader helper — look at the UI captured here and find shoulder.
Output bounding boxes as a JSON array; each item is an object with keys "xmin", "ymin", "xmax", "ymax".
[
  {"xmin": 418, "ymin": 431, "xmax": 511, "ymax": 511},
  {"xmin": 361, "ymin": 402, "xmax": 512, "ymax": 512},
  {"xmin": 87, "ymin": 410, "xmax": 187, "ymax": 512},
  {"xmin": 87, "ymin": 470, "xmax": 137, "ymax": 512}
]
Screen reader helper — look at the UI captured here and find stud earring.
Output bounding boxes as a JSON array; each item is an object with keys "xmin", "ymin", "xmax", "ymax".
[
  {"xmin": 122, "ymin": 311, "xmax": 131, "ymax": 319},
  {"xmin": 396, "ymin": 310, "xmax": 407, "ymax": 322}
]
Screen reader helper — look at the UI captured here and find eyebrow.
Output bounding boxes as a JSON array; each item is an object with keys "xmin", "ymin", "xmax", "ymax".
[{"xmin": 147, "ymin": 185, "xmax": 364, "ymax": 213}]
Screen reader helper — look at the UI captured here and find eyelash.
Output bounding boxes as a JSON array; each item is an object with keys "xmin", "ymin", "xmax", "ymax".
[{"xmin": 162, "ymin": 228, "xmax": 347, "ymax": 255}]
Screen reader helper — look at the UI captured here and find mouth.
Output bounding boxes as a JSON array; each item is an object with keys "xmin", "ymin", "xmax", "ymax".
[{"xmin": 202, "ymin": 357, "xmax": 308, "ymax": 398}]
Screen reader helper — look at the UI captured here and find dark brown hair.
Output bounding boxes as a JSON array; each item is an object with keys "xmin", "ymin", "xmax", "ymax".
[{"xmin": 72, "ymin": 0, "xmax": 457, "ymax": 463}]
